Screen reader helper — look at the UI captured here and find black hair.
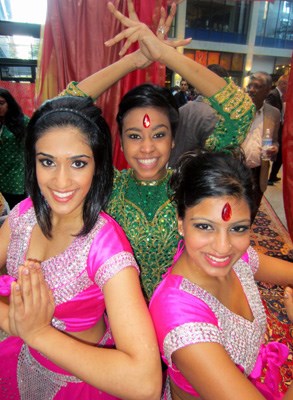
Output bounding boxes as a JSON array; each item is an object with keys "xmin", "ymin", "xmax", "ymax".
[
  {"xmin": 0, "ymin": 88, "xmax": 26, "ymax": 141},
  {"xmin": 26, "ymin": 95, "xmax": 113, "ymax": 238},
  {"xmin": 207, "ymin": 64, "xmax": 229, "ymax": 78},
  {"xmin": 116, "ymin": 83, "xmax": 179, "ymax": 139},
  {"xmin": 169, "ymin": 150, "xmax": 257, "ymax": 223}
]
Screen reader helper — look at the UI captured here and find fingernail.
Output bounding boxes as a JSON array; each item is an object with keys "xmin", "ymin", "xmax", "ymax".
[
  {"xmin": 23, "ymin": 268, "xmax": 29, "ymax": 275},
  {"xmin": 15, "ymin": 284, "xmax": 20, "ymax": 291}
]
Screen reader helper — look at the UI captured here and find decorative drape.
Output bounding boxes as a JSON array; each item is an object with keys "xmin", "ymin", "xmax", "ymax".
[
  {"xmin": 282, "ymin": 54, "xmax": 293, "ymax": 241},
  {"xmin": 0, "ymin": 81, "xmax": 35, "ymax": 117},
  {"xmin": 35, "ymin": 0, "xmax": 167, "ymax": 169}
]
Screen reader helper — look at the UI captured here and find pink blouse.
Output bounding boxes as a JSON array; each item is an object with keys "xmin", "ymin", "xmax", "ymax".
[
  {"xmin": 3, "ymin": 198, "xmax": 139, "ymax": 333},
  {"xmin": 149, "ymin": 246, "xmax": 288, "ymax": 399}
]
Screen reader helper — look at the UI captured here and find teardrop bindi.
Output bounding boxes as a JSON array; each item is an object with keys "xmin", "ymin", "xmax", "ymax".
[
  {"xmin": 143, "ymin": 114, "xmax": 151, "ymax": 128},
  {"xmin": 222, "ymin": 202, "xmax": 232, "ymax": 221}
]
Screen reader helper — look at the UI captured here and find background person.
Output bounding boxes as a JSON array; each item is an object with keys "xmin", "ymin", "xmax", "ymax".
[
  {"xmin": 242, "ymin": 72, "xmax": 280, "ymax": 220},
  {"xmin": 174, "ymin": 79, "xmax": 189, "ymax": 108},
  {"xmin": 267, "ymin": 74, "xmax": 289, "ymax": 185},
  {"xmin": 0, "ymin": 88, "xmax": 29, "ymax": 209}
]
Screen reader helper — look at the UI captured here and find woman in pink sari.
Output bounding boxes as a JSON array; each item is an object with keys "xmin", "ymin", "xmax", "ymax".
[
  {"xmin": 149, "ymin": 151, "xmax": 293, "ymax": 400},
  {"xmin": 0, "ymin": 95, "xmax": 161, "ymax": 399}
]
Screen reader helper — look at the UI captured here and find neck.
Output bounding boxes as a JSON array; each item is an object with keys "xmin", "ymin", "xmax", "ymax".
[{"xmin": 131, "ymin": 169, "xmax": 168, "ymax": 186}]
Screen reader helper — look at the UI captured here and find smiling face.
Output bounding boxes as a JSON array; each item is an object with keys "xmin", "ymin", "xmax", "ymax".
[
  {"xmin": 35, "ymin": 126, "xmax": 95, "ymax": 220},
  {"xmin": 178, "ymin": 196, "xmax": 251, "ymax": 280},
  {"xmin": 121, "ymin": 107, "xmax": 174, "ymax": 181}
]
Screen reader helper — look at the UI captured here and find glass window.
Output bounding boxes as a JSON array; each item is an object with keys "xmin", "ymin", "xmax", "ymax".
[
  {"xmin": 256, "ymin": 0, "xmax": 293, "ymax": 48},
  {"xmin": 185, "ymin": 0, "xmax": 251, "ymax": 44}
]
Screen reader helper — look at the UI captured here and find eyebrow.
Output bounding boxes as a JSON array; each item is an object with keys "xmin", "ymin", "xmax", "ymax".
[
  {"xmin": 190, "ymin": 217, "xmax": 251, "ymax": 224},
  {"xmin": 124, "ymin": 124, "xmax": 169, "ymax": 133},
  {"xmin": 36, "ymin": 152, "xmax": 92, "ymax": 159}
]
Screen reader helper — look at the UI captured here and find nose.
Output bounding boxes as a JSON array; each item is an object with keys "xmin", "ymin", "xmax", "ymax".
[
  {"xmin": 53, "ymin": 165, "xmax": 72, "ymax": 189},
  {"xmin": 212, "ymin": 231, "xmax": 232, "ymax": 254},
  {"xmin": 140, "ymin": 137, "xmax": 155, "ymax": 153}
]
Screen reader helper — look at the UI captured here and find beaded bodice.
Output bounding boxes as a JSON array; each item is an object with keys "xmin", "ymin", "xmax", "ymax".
[{"xmin": 107, "ymin": 169, "xmax": 179, "ymax": 300}]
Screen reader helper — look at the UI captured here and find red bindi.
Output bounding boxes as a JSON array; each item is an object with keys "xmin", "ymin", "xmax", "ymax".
[
  {"xmin": 143, "ymin": 114, "xmax": 151, "ymax": 128},
  {"xmin": 222, "ymin": 202, "xmax": 232, "ymax": 221}
]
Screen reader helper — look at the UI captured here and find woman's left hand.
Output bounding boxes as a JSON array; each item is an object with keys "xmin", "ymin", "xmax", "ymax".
[{"xmin": 9, "ymin": 260, "xmax": 55, "ymax": 346}]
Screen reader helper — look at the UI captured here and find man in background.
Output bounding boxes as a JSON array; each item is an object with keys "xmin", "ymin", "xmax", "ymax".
[
  {"xmin": 169, "ymin": 64, "xmax": 228, "ymax": 167},
  {"xmin": 174, "ymin": 79, "xmax": 189, "ymax": 108},
  {"xmin": 242, "ymin": 71, "xmax": 280, "ymax": 219},
  {"xmin": 267, "ymin": 74, "xmax": 288, "ymax": 185}
]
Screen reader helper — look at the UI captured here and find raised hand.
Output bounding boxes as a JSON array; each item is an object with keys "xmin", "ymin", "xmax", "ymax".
[
  {"xmin": 105, "ymin": 0, "xmax": 190, "ymax": 62},
  {"xmin": 9, "ymin": 260, "xmax": 55, "ymax": 346}
]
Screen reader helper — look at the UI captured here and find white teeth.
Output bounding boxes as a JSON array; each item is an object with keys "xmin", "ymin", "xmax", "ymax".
[
  {"xmin": 53, "ymin": 190, "xmax": 74, "ymax": 198},
  {"xmin": 138, "ymin": 158, "xmax": 156, "ymax": 165},
  {"xmin": 208, "ymin": 254, "xmax": 229, "ymax": 262}
]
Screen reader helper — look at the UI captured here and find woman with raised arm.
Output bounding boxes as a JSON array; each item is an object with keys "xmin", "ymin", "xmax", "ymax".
[
  {"xmin": 92, "ymin": 0, "xmax": 254, "ymax": 300},
  {"xmin": 57, "ymin": 0, "xmax": 254, "ymax": 301},
  {"xmin": 0, "ymin": 96, "xmax": 161, "ymax": 400},
  {"xmin": 149, "ymin": 150, "xmax": 293, "ymax": 400}
]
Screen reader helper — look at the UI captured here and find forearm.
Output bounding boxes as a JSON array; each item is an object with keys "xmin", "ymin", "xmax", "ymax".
[
  {"xmin": 29, "ymin": 326, "xmax": 160, "ymax": 400},
  {"xmin": 158, "ymin": 46, "xmax": 226, "ymax": 97},
  {"xmin": 77, "ymin": 53, "xmax": 141, "ymax": 100},
  {"xmin": 255, "ymin": 253, "xmax": 293, "ymax": 286}
]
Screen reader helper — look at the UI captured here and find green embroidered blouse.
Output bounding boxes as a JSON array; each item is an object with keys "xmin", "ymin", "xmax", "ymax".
[{"xmin": 106, "ymin": 169, "xmax": 179, "ymax": 301}]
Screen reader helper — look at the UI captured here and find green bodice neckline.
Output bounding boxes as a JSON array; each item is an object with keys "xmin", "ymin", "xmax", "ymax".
[{"xmin": 127, "ymin": 169, "xmax": 172, "ymax": 221}]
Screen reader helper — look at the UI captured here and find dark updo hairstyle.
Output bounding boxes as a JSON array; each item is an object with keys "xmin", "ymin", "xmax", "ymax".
[
  {"xmin": 169, "ymin": 150, "xmax": 257, "ymax": 223},
  {"xmin": 26, "ymin": 95, "xmax": 113, "ymax": 238},
  {"xmin": 0, "ymin": 88, "xmax": 26, "ymax": 141},
  {"xmin": 116, "ymin": 83, "xmax": 179, "ymax": 138}
]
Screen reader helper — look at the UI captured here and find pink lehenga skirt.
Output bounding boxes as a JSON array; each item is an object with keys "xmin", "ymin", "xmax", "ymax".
[{"xmin": 0, "ymin": 329, "xmax": 119, "ymax": 400}]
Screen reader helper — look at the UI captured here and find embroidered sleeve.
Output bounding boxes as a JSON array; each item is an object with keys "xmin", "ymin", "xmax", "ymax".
[
  {"xmin": 94, "ymin": 251, "xmax": 138, "ymax": 289},
  {"xmin": 163, "ymin": 322, "xmax": 221, "ymax": 366},
  {"xmin": 87, "ymin": 213, "xmax": 139, "ymax": 290},
  {"xmin": 204, "ymin": 78, "xmax": 256, "ymax": 151},
  {"xmin": 246, "ymin": 245, "xmax": 259, "ymax": 274},
  {"xmin": 59, "ymin": 81, "xmax": 92, "ymax": 99}
]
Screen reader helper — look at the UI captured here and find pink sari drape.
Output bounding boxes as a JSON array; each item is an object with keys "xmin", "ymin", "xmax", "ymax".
[{"xmin": 35, "ymin": 0, "xmax": 167, "ymax": 169}]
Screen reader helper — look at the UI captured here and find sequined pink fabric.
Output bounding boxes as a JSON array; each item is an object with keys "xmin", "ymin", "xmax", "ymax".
[{"xmin": 149, "ymin": 246, "xmax": 288, "ymax": 399}]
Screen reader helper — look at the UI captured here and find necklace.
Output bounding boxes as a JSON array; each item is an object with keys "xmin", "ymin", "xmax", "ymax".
[{"xmin": 130, "ymin": 169, "xmax": 169, "ymax": 186}]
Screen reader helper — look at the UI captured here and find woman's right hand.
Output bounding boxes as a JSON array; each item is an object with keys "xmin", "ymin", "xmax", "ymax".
[{"xmin": 9, "ymin": 260, "xmax": 55, "ymax": 346}]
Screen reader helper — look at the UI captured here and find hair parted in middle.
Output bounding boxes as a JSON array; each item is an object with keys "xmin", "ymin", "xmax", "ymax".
[
  {"xmin": 25, "ymin": 95, "xmax": 113, "ymax": 238},
  {"xmin": 116, "ymin": 83, "xmax": 179, "ymax": 139},
  {"xmin": 169, "ymin": 150, "xmax": 257, "ymax": 222}
]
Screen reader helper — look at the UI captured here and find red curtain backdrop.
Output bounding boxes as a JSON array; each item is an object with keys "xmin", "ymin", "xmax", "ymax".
[
  {"xmin": 282, "ymin": 55, "xmax": 293, "ymax": 240},
  {"xmin": 0, "ymin": 81, "xmax": 35, "ymax": 117},
  {"xmin": 35, "ymin": 0, "xmax": 167, "ymax": 169}
]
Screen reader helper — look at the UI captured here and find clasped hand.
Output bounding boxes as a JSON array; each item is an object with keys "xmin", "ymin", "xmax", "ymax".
[{"xmin": 9, "ymin": 260, "xmax": 55, "ymax": 346}]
